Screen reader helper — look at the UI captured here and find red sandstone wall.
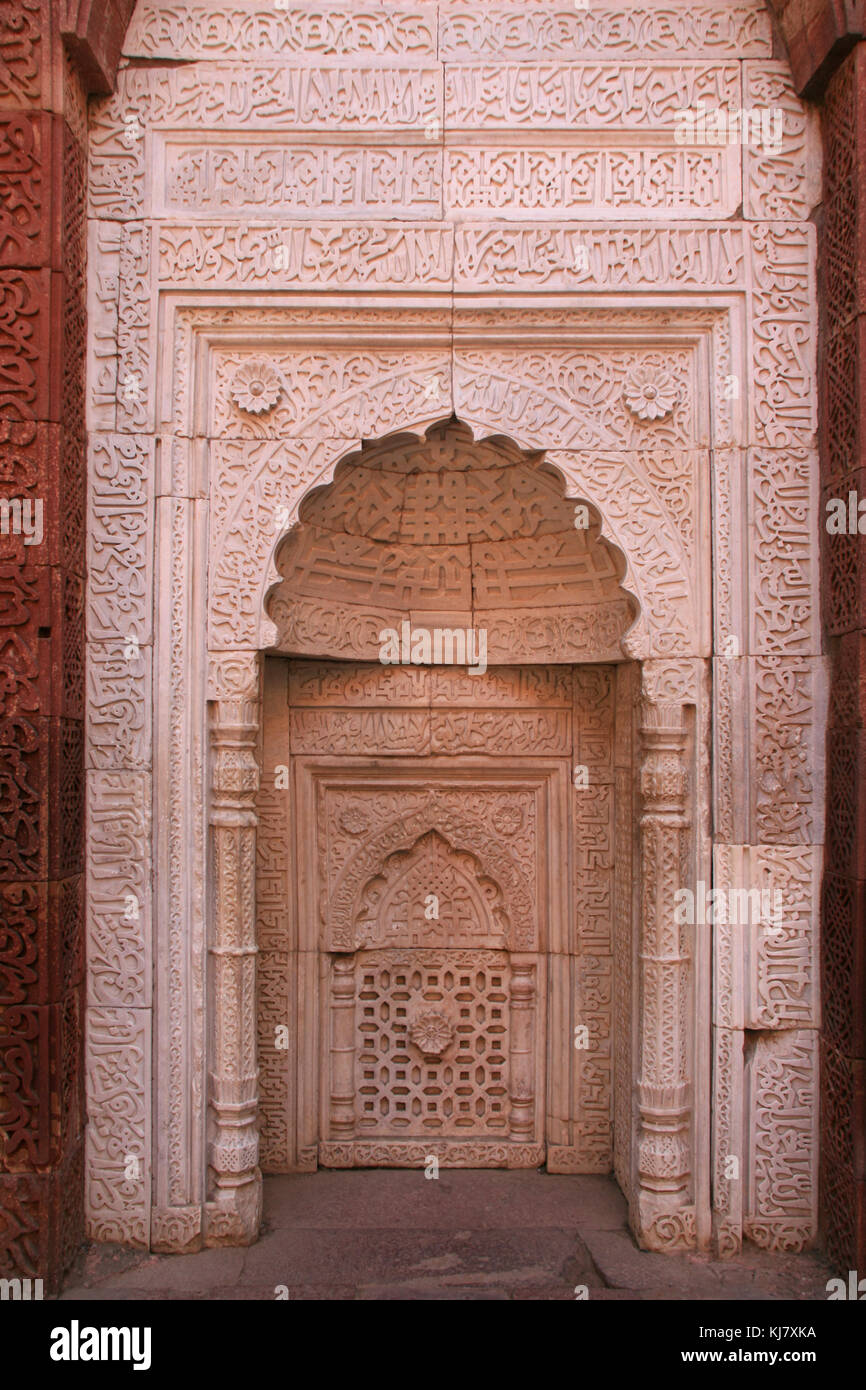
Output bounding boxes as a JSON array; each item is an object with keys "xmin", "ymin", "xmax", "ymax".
[
  {"xmin": 767, "ymin": 0, "xmax": 866, "ymax": 1277},
  {"xmin": 767, "ymin": 1, "xmax": 864, "ymax": 94},
  {"xmin": 0, "ymin": 0, "xmax": 133, "ymax": 1294},
  {"xmin": 818, "ymin": 43, "xmax": 866, "ymax": 1276}
]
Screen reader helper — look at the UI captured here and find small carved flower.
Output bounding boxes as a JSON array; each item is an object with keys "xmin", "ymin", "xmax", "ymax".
[
  {"xmin": 230, "ymin": 359, "xmax": 282, "ymax": 415},
  {"xmin": 623, "ymin": 366, "xmax": 679, "ymax": 422},
  {"xmin": 492, "ymin": 804, "xmax": 524, "ymax": 838},
  {"xmin": 409, "ymin": 1010, "xmax": 454, "ymax": 1058},
  {"xmin": 338, "ymin": 806, "xmax": 370, "ymax": 837}
]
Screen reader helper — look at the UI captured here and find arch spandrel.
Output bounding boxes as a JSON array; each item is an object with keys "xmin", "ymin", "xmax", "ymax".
[
  {"xmin": 219, "ymin": 417, "xmax": 695, "ymax": 664},
  {"xmin": 205, "ymin": 353, "xmax": 702, "ymax": 660}
]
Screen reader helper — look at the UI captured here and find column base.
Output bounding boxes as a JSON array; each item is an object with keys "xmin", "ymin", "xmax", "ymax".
[
  {"xmin": 633, "ymin": 1193, "xmax": 697, "ymax": 1252},
  {"xmin": 204, "ymin": 1171, "xmax": 262, "ymax": 1247}
]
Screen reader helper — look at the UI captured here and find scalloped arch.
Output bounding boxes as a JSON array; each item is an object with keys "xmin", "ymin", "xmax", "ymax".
[
  {"xmin": 226, "ymin": 408, "xmax": 688, "ymax": 660},
  {"xmin": 325, "ymin": 795, "xmax": 536, "ymax": 952}
]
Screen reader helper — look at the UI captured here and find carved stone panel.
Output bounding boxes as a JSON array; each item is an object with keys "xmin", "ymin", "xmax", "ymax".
[
  {"xmin": 313, "ymin": 774, "xmax": 548, "ymax": 1169},
  {"xmin": 324, "ymin": 947, "xmax": 539, "ymax": 1159},
  {"xmin": 256, "ymin": 657, "xmax": 617, "ymax": 1174}
]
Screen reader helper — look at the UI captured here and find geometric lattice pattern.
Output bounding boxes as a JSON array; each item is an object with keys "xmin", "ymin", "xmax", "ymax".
[{"xmin": 356, "ymin": 949, "xmax": 510, "ymax": 1136}]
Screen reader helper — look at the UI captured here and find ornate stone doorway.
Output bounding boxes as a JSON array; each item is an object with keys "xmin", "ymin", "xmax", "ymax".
[
  {"xmin": 78, "ymin": 0, "xmax": 824, "ymax": 1261},
  {"xmin": 257, "ymin": 658, "xmax": 622, "ymax": 1175}
]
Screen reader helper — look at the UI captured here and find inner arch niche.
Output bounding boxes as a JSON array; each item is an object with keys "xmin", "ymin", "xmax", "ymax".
[
  {"xmin": 265, "ymin": 418, "xmax": 638, "ymax": 664},
  {"xmin": 255, "ymin": 416, "xmax": 642, "ymax": 1181}
]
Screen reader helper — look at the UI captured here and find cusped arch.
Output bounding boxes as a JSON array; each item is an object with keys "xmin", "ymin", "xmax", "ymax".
[
  {"xmin": 257, "ymin": 416, "xmax": 662, "ymax": 662},
  {"xmin": 325, "ymin": 796, "xmax": 537, "ymax": 952},
  {"xmin": 206, "ymin": 353, "xmax": 698, "ymax": 660},
  {"xmin": 354, "ymin": 829, "xmax": 509, "ymax": 950}
]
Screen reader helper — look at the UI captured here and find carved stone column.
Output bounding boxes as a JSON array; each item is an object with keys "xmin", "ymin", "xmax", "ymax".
[
  {"xmin": 635, "ymin": 697, "xmax": 695, "ymax": 1251},
  {"xmin": 509, "ymin": 961, "xmax": 536, "ymax": 1147},
  {"xmin": 205, "ymin": 696, "xmax": 262, "ymax": 1245},
  {"xmin": 328, "ymin": 955, "xmax": 357, "ymax": 1145}
]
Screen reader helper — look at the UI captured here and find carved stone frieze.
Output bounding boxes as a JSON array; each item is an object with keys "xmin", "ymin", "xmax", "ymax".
[
  {"xmin": 161, "ymin": 143, "xmax": 443, "ymax": 220},
  {"xmin": 158, "ymin": 223, "xmax": 454, "ymax": 291},
  {"xmin": 439, "ymin": 6, "xmax": 771, "ymax": 59},
  {"xmin": 743, "ymin": 1030, "xmax": 818, "ymax": 1251},
  {"xmin": 85, "ymin": 1006, "xmax": 150, "ymax": 1247},
  {"xmin": 87, "ymin": 433, "xmax": 154, "ymax": 645},
  {"xmin": 150, "ymin": 1204, "xmax": 202, "ymax": 1253},
  {"xmin": 86, "ymin": 640, "xmax": 151, "ymax": 770},
  {"xmin": 749, "ymin": 224, "xmax": 817, "ymax": 452},
  {"xmin": 714, "ymin": 843, "xmax": 820, "ymax": 1032},
  {"xmin": 445, "ymin": 145, "xmax": 740, "ymax": 220},
  {"xmin": 89, "ymin": 64, "xmax": 442, "ymax": 219},
  {"xmin": 86, "ymin": 771, "xmax": 152, "ymax": 1010},
  {"xmin": 125, "ymin": 4, "xmax": 439, "ymax": 61},
  {"xmin": 748, "ymin": 447, "xmax": 819, "ymax": 657},
  {"xmin": 122, "ymin": 3, "xmax": 773, "ymax": 65},
  {"xmin": 743, "ymin": 63, "xmax": 821, "ymax": 223},
  {"xmin": 445, "ymin": 63, "xmax": 740, "ymax": 129},
  {"xmin": 453, "ymin": 225, "xmax": 747, "ymax": 290}
]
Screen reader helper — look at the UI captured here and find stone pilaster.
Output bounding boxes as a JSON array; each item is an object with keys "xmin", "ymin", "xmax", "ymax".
[
  {"xmin": 509, "ymin": 961, "xmax": 536, "ymax": 1145},
  {"xmin": 205, "ymin": 697, "xmax": 262, "ymax": 1246},
  {"xmin": 327, "ymin": 955, "xmax": 357, "ymax": 1143},
  {"xmin": 634, "ymin": 697, "xmax": 695, "ymax": 1251}
]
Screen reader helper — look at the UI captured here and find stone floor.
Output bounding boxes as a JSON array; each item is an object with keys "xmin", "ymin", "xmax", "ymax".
[{"xmin": 61, "ymin": 1171, "xmax": 835, "ymax": 1301}]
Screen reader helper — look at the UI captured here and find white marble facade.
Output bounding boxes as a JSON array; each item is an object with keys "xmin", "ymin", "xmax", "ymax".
[{"xmin": 84, "ymin": 0, "xmax": 825, "ymax": 1256}]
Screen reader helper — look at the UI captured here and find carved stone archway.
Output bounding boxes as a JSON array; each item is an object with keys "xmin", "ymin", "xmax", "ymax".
[
  {"xmin": 199, "ymin": 416, "xmax": 705, "ymax": 1254},
  {"xmin": 81, "ymin": 7, "xmax": 822, "ymax": 1259}
]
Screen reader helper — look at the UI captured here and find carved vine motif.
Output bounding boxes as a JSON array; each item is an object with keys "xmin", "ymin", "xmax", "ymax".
[{"xmin": 124, "ymin": 4, "xmax": 772, "ymax": 64}]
